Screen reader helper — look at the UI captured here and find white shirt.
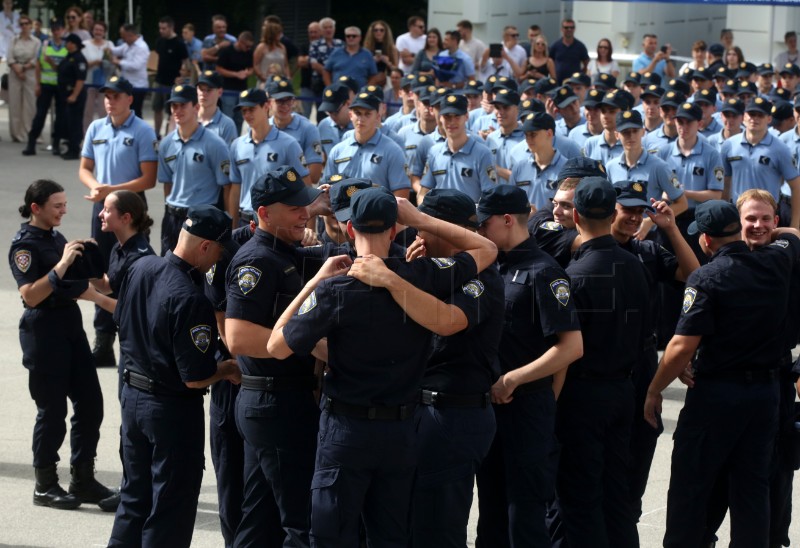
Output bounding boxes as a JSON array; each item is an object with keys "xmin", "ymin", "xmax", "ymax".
[
  {"xmin": 111, "ymin": 35, "xmax": 150, "ymax": 88},
  {"xmin": 504, "ymin": 43, "xmax": 527, "ymax": 72},
  {"xmin": 0, "ymin": 9, "xmax": 20, "ymax": 58},
  {"xmin": 396, "ymin": 32, "xmax": 426, "ymax": 73},
  {"xmin": 460, "ymin": 37, "xmax": 487, "ymax": 70},
  {"xmin": 479, "ymin": 58, "xmax": 514, "ymax": 80}
]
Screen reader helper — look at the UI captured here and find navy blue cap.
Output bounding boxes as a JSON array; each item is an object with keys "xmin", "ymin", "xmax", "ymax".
[
  {"xmin": 757, "ymin": 63, "xmax": 775, "ymax": 76},
  {"xmin": 267, "ymin": 78, "xmax": 295, "ymax": 99},
  {"xmin": 616, "ymin": 110, "xmax": 643, "ymax": 131},
  {"xmin": 600, "ymin": 90, "xmax": 629, "ymax": 110},
  {"xmin": 772, "ymin": 100, "xmax": 794, "ymax": 121},
  {"xmin": 688, "ymin": 200, "xmax": 741, "ymax": 237},
  {"xmin": 721, "ymin": 79, "xmax": 739, "ymax": 95},
  {"xmin": 100, "ymin": 75, "xmax": 133, "ymax": 95},
  {"xmin": 615, "ymin": 181, "xmax": 653, "ymax": 209},
  {"xmin": 182, "ymin": 205, "xmax": 236, "ymax": 253},
  {"xmin": 319, "ymin": 83, "xmax": 350, "ymax": 112},
  {"xmin": 491, "ymin": 87, "xmax": 521, "ymax": 106},
  {"xmin": 557, "ymin": 157, "xmax": 607, "ymax": 181},
  {"xmin": 693, "ymin": 88, "xmax": 716, "ymax": 105},
  {"xmin": 691, "ymin": 67, "xmax": 711, "ymax": 81},
  {"xmin": 351, "ymin": 91, "xmax": 382, "ymax": 110},
  {"xmin": 666, "ymin": 78, "xmax": 691, "ymax": 96},
  {"xmin": 780, "ymin": 62, "xmax": 800, "ymax": 77},
  {"xmin": 477, "ymin": 185, "xmax": 530, "ymax": 224},
  {"xmin": 493, "ymin": 77, "xmax": 519, "ymax": 92},
  {"xmin": 483, "ymin": 75, "xmax": 501, "ymax": 93},
  {"xmin": 410, "ymin": 74, "xmax": 434, "ymax": 92},
  {"xmin": 251, "ymin": 166, "xmax": 320, "ymax": 208},
  {"xmin": 401, "ymin": 73, "xmax": 419, "ymax": 89},
  {"xmin": 520, "ymin": 112, "xmax": 555, "ymax": 132},
  {"xmin": 583, "ymin": 88, "xmax": 603, "ymax": 108},
  {"xmin": 63, "ymin": 241, "xmax": 104, "ymax": 280},
  {"xmin": 337, "ymin": 75, "xmax": 359, "ymax": 93},
  {"xmin": 439, "ymin": 93, "xmax": 469, "ymax": 115},
  {"xmin": 430, "ymin": 87, "xmax": 451, "ymax": 107},
  {"xmin": 330, "ymin": 179, "xmax": 374, "ymax": 222},
  {"xmin": 553, "ymin": 86, "xmax": 579, "ymax": 108},
  {"xmin": 165, "ymin": 84, "xmax": 197, "ymax": 105},
  {"xmin": 574, "ymin": 177, "xmax": 617, "ymax": 219},
  {"xmin": 623, "ymin": 71, "xmax": 641, "ymax": 85},
  {"xmin": 50, "ymin": 18, "xmax": 64, "ymax": 29},
  {"xmin": 65, "ymin": 33, "xmax": 84, "ymax": 49},
  {"xmin": 640, "ymin": 72, "xmax": 662, "ymax": 86},
  {"xmin": 518, "ymin": 98, "xmax": 545, "ymax": 117},
  {"xmin": 736, "ymin": 81, "xmax": 758, "ymax": 97},
  {"xmin": 464, "ymin": 79, "xmax": 483, "ymax": 95},
  {"xmin": 679, "ymin": 66, "xmax": 694, "ymax": 80},
  {"xmin": 360, "ymin": 84, "xmax": 384, "ymax": 101},
  {"xmin": 708, "ymin": 43, "xmax": 725, "ymax": 57},
  {"xmin": 641, "ymin": 84, "xmax": 664, "ymax": 99},
  {"xmin": 675, "ymin": 101, "xmax": 702, "ymax": 121},
  {"xmin": 197, "ymin": 70, "xmax": 223, "ymax": 88},
  {"xmin": 564, "ymin": 72, "xmax": 591, "ymax": 87},
  {"xmin": 721, "ymin": 98, "xmax": 745, "ymax": 115},
  {"xmin": 418, "ymin": 189, "xmax": 479, "ymax": 228},
  {"xmin": 519, "ymin": 78, "xmax": 538, "ymax": 94},
  {"xmin": 771, "ymin": 87, "xmax": 793, "ymax": 102},
  {"xmin": 593, "ymin": 72, "xmax": 617, "ymax": 90},
  {"xmin": 533, "ymin": 77, "xmax": 559, "ymax": 96},
  {"xmin": 236, "ymin": 88, "xmax": 267, "ymax": 109},
  {"xmin": 416, "ymin": 84, "xmax": 438, "ymax": 103},
  {"xmin": 350, "ymin": 187, "xmax": 398, "ymax": 233},
  {"xmin": 745, "ymin": 96, "xmax": 773, "ymax": 115},
  {"xmin": 660, "ymin": 90, "xmax": 686, "ymax": 108},
  {"xmin": 714, "ymin": 66, "xmax": 734, "ymax": 80},
  {"xmin": 735, "ymin": 61, "xmax": 757, "ymax": 79}
]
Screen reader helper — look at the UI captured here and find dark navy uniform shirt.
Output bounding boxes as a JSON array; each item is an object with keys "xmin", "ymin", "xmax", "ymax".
[
  {"xmin": 528, "ymin": 209, "xmax": 578, "ymax": 269},
  {"xmin": 57, "ymin": 50, "xmax": 87, "ymax": 93},
  {"xmin": 114, "ymin": 251, "xmax": 218, "ymax": 394},
  {"xmin": 497, "ymin": 236, "xmax": 580, "ymax": 375},
  {"xmin": 224, "ymin": 229, "xmax": 315, "ymax": 377},
  {"xmin": 204, "ymin": 225, "xmax": 253, "ymax": 311},
  {"xmin": 281, "ymin": 253, "xmax": 478, "ymax": 406},
  {"xmin": 566, "ymin": 235, "xmax": 650, "ymax": 378},
  {"xmin": 108, "ymin": 232, "xmax": 155, "ymax": 294},
  {"xmin": 677, "ymin": 237, "xmax": 798, "ymax": 374}
]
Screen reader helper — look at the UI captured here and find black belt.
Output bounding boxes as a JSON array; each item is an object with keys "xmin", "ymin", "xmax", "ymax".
[
  {"xmin": 419, "ymin": 389, "xmax": 490, "ymax": 408},
  {"xmin": 165, "ymin": 204, "xmax": 188, "ymax": 217},
  {"xmin": 239, "ymin": 209, "xmax": 255, "ymax": 223},
  {"xmin": 123, "ymin": 369, "xmax": 204, "ymax": 398},
  {"xmin": 695, "ymin": 368, "xmax": 779, "ymax": 383},
  {"xmin": 513, "ymin": 376, "xmax": 553, "ymax": 395},
  {"xmin": 323, "ymin": 396, "xmax": 415, "ymax": 420},
  {"xmin": 240, "ymin": 374, "xmax": 319, "ymax": 392}
]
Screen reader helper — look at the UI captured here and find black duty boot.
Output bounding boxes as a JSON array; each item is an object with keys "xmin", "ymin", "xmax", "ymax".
[
  {"xmin": 92, "ymin": 332, "xmax": 117, "ymax": 368},
  {"xmin": 97, "ymin": 490, "xmax": 121, "ymax": 512},
  {"xmin": 34, "ymin": 465, "xmax": 81, "ymax": 509},
  {"xmin": 69, "ymin": 461, "xmax": 117, "ymax": 504},
  {"xmin": 22, "ymin": 136, "xmax": 36, "ymax": 156}
]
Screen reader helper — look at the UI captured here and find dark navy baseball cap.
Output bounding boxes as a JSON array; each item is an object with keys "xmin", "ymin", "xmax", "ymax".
[
  {"xmin": 616, "ymin": 110, "xmax": 643, "ymax": 131},
  {"xmin": 319, "ymin": 83, "xmax": 350, "ymax": 112},
  {"xmin": 100, "ymin": 75, "xmax": 134, "ymax": 95},
  {"xmin": 439, "ymin": 93, "xmax": 469, "ymax": 115},
  {"xmin": 464, "ymin": 79, "xmax": 483, "ymax": 95},
  {"xmin": 477, "ymin": 185, "xmax": 530, "ymax": 224},
  {"xmin": 600, "ymin": 90, "xmax": 629, "ymax": 110},
  {"xmin": 593, "ymin": 72, "xmax": 617, "ymax": 90},
  {"xmin": 518, "ymin": 98, "xmax": 545, "ymax": 117},
  {"xmin": 720, "ymin": 98, "xmax": 745, "ymax": 115},
  {"xmin": 337, "ymin": 75, "xmax": 359, "ymax": 93},
  {"xmin": 675, "ymin": 101, "xmax": 702, "ymax": 121},
  {"xmin": 520, "ymin": 112, "xmax": 555, "ymax": 133},
  {"xmin": 533, "ymin": 77, "xmax": 558, "ymax": 96},
  {"xmin": 780, "ymin": 63, "xmax": 800, "ymax": 77},
  {"xmin": 197, "ymin": 70, "xmax": 224, "ymax": 88},
  {"xmin": 419, "ymin": 188, "xmax": 479, "ymax": 229},
  {"xmin": 63, "ymin": 241, "xmax": 105, "ymax": 281},
  {"xmin": 691, "ymin": 67, "xmax": 711, "ymax": 81},
  {"xmin": 688, "ymin": 200, "xmax": 741, "ymax": 237},
  {"xmin": 641, "ymin": 84, "xmax": 664, "ymax": 99},
  {"xmin": 267, "ymin": 78, "xmax": 295, "ymax": 100},
  {"xmin": 771, "ymin": 100, "xmax": 794, "ymax": 122},
  {"xmin": 491, "ymin": 87, "xmax": 521, "ymax": 106},
  {"xmin": 735, "ymin": 61, "xmax": 757, "ymax": 79},
  {"xmin": 165, "ymin": 84, "xmax": 197, "ymax": 105},
  {"xmin": 757, "ymin": 63, "xmax": 775, "ymax": 76},
  {"xmin": 251, "ymin": 166, "xmax": 320, "ymax": 208},
  {"xmin": 615, "ymin": 180, "xmax": 653, "ymax": 209},
  {"xmin": 565, "ymin": 72, "xmax": 591, "ymax": 87},
  {"xmin": 693, "ymin": 88, "xmax": 716, "ymax": 106},
  {"xmin": 557, "ymin": 157, "xmax": 607, "ymax": 181},
  {"xmin": 519, "ymin": 78, "xmax": 538, "ymax": 94},
  {"xmin": 236, "ymin": 88, "xmax": 267, "ymax": 109},
  {"xmin": 553, "ymin": 86, "xmax": 579, "ymax": 108},
  {"xmin": 182, "ymin": 205, "xmax": 236, "ymax": 254},
  {"xmin": 574, "ymin": 177, "xmax": 617, "ymax": 219},
  {"xmin": 583, "ymin": 88, "xmax": 603, "ymax": 108},
  {"xmin": 350, "ymin": 91, "xmax": 382, "ymax": 111},
  {"xmin": 745, "ymin": 96, "xmax": 773, "ymax": 115},
  {"xmin": 350, "ymin": 187, "xmax": 398, "ymax": 233},
  {"xmin": 65, "ymin": 33, "xmax": 84, "ymax": 49},
  {"xmin": 331, "ymin": 179, "xmax": 374, "ymax": 222},
  {"xmin": 666, "ymin": 78, "xmax": 691, "ymax": 96},
  {"xmin": 623, "ymin": 71, "xmax": 641, "ymax": 85},
  {"xmin": 640, "ymin": 72, "xmax": 662, "ymax": 86},
  {"xmin": 708, "ymin": 43, "xmax": 725, "ymax": 57},
  {"xmin": 660, "ymin": 90, "xmax": 685, "ymax": 108}
]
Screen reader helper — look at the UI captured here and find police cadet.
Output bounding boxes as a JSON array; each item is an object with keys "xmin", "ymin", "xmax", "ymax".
[
  {"xmin": 605, "ymin": 109, "xmax": 688, "ymax": 238},
  {"xmin": 553, "ymin": 86, "xmax": 584, "ymax": 136},
  {"xmin": 268, "ymin": 78, "xmax": 324, "ymax": 184},
  {"xmin": 721, "ymin": 97, "xmax": 800, "ymax": 228},
  {"xmin": 558, "ymin": 176, "xmax": 649, "ymax": 547},
  {"xmin": 10, "ymin": 180, "xmax": 114, "ymax": 511},
  {"xmin": 225, "ymin": 167, "xmax": 323, "ymax": 546},
  {"xmin": 341, "ymin": 85, "xmax": 407, "ymax": 150},
  {"xmin": 267, "ymin": 188, "xmax": 497, "ymax": 547},
  {"xmin": 568, "ymin": 87, "xmax": 603, "ymax": 148},
  {"xmin": 644, "ymin": 200, "xmax": 799, "ymax": 547},
  {"xmin": 583, "ymin": 90, "xmax": 629, "ymax": 164},
  {"xmin": 158, "ymin": 84, "xmax": 232, "ymax": 255},
  {"xmin": 383, "ymin": 73, "xmax": 420, "ymax": 132},
  {"xmin": 707, "ymin": 97, "xmax": 744, "ymax": 152},
  {"xmin": 323, "ymin": 90, "xmax": 411, "ymax": 198},
  {"xmin": 694, "ymin": 88, "xmax": 722, "ymax": 139},
  {"xmin": 197, "ymin": 70, "xmax": 238, "ymax": 145},
  {"xmin": 485, "ymin": 87, "xmax": 523, "ymax": 182},
  {"xmin": 609, "ymin": 181, "xmax": 700, "ymax": 523},
  {"xmin": 109, "ymin": 205, "xmax": 241, "ymax": 547},
  {"xmin": 475, "ymin": 185, "xmax": 582, "ymax": 546},
  {"xmin": 779, "ymin": 94, "xmax": 800, "ymax": 162},
  {"xmin": 643, "ymin": 90, "xmax": 684, "ymax": 154},
  {"xmin": 79, "ymin": 75, "xmax": 158, "ymax": 368},
  {"xmin": 419, "ymin": 93, "xmax": 496, "ymax": 203},
  {"xmin": 641, "ymin": 85, "xmax": 665, "ymax": 133},
  {"xmin": 398, "ymin": 84, "xmax": 438, "ymax": 189},
  {"xmin": 57, "ymin": 34, "xmax": 87, "ymax": 160},
  {"xmin": 317, "ymin": 83, "xmax": 354, "ymax": 160},
  {"xmin": 229, "ymin": 88, "xmax": 310, "ymax": 227},
  {"xmin": 770, "ymin": 100, "xmax": 795, "ymax": 136},
  {"xmin": 509, "ymin": 112, "xmax": 568, "ymax": 211}
]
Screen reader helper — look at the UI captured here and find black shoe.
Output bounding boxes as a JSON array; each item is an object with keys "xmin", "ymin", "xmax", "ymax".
[
  {"xmin": 34, "ymin": 465, "xmax": 81, "ymax": 510},
  {"xmin": 69, "ymin": 461, "xmax": 116, "ymax": 504},
  {"xmin": 97, "ymin": 491, "xmax": 121, "ymax": 512},
  {"xmin": 22, "ymin": 147, "xmax": 36, "ymax": 156},
  {"xmin": 92, "ymin": 332, "xmax": 117, "ymax": 368}
]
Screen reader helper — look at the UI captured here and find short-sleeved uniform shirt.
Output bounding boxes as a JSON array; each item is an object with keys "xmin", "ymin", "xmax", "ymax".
[
  {"xmin": 721, "ymin": 131, "xmax": 800, "ymax": 202},
  {"xmin": 659, "ymin": 138, "xmax": 725, "ymax": 208},
  {"xmin": 82, "ymin": 112, "xmax": 159, "ymax": 185},
  {"xmin": 281, "ymin": 252, "xmax": 478, "ymax": 406},
  {"xmin": 203, "ymin": 109, "xmax": 238, "ymax": 145},
  {"xmin": 323, "ymin": 129, "xmax": 410, "ymax": 193},
  {"xmin": 642, "ymin": 125, "xmax": 677, "ymax": 156},
  {"xmin": 420, "ymin": 136, "xmax": 497, "ymax": 201},
  {"xmin": 605, "ymin": 150, "xmax": 684, "ymax": 204},
  {"xmin": 317, "ymin": 117, "xmax": 353, "ymax": 160},
  {"xmin": 486, "ymin": 127, "xmax": 525, "ymax": 173},
  {"xmin": 699, "ymin": 117, "xmax": 723, "ymax": 139},
  {"xmin": 497, "ymin": 236, "xmax": 580, "ymax": 374},
  {"xmin": 509, "ymin": 149, "xmax": 569, "ymax": 209},
  {"xmin": 108, "ymin": 232, "xmax": 155, "ymax": 294},
  {"xmin": 114, "ymin": 252, "xmax": 218, "ymax": 393},
  {"xmin": 384, "ymin": 109, "xmax": 416, "ymax": 134},
  {"xmin": 271, "ymin": 114, "xmax": 324, "ymax": 167},
  {"xmin": 411, "ymin": 130, "xmax": 447, "ymax": 178},
  {"xmin": 324, "ymin": 47, "xmax": 378, "ymax": 89},
  {"xmin": 568, "ymin": 122, "xmax": 595, "ymax": 149},
  {"xmin": 342, "ymin": 125, "xmax": 405, "ymax": 151},
  {"xmin": 555, "ymin": 114, "xmax": 586, "ymax": 138},
  {"xmin": 158, "ymin": 125, "xmax": 230, "ymax": 207},
  {"xmin": 57, "ymin": 50, "xmax": 87, "ymax": 93},
  {"xmin": 583, "ymin": 133, "xmax": 624, "ymax": 165},
  {"xmin": 398, "ymin": 121, "xmax": 433, "ymax": 175},
  {"xmin": 229, "ymin": 126, "xmax": 309, "ymax": 212},
  {"xmin": 528, "ymin": 210, "xmax": 579, "ymax": 269}
]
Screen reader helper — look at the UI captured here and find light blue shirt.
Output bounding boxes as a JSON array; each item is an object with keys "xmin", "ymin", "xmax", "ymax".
[
  {"xmin": 568, "ymin": 122, "xmax": 595, "ymax": 149},
  {"xmin": 81, "ymin": 112, "xmax": 158, "ymax": 185},
  {"xmin": 318, "ymin": 117, "xmax": 353, "ymax": 160},
  {"xmin": 584, "ymin": 133, "xmax": 624, "ymax": 165},
  {"xmin": 398, "ymin": 121, "xmax": 434, "ymax": 175},
  {"xmin": 722, "ymin": 131, "xmax": 800, "ymax": 201},
  {"xmin": 660, "ymin": 138, "xmax": 724, "ymax": 208},
  {"xmin": 323, "ymin": 129, "xmax": 410, "ymax": 193},
  {"xmin": 605, "ymin": 150, "xmax": 684, "ymax": 203},
  {"xmin": 271, "ymin": 113, "xmax": 323, "ymax": 166},
  {"xmin": 384, "ymin": 109, "xmax": 416, "ymax": 134},
  {"xmin": 157, "ymin": 125, "xmax": 230, "ymax": 207},
  {"xmin": 486, "ymin": 127, "xmax": 525, "ymax": 175},
  {"xmin": 204, "ymin": 108, "xmax": 238, "ymax": 145},
  {"xmin": 555, "ymin": 114, "xmax": 585, "ymax": 137},
  {"xmin": 411, "ymin": 130, "xmax": 447, "ymax": 177},
  {"xmin": 642, "ymin": 125, "xmax": 678, "ymax": 156},
  {"xmin": 699, "ymin": 117, "xmax": 723, "ymax": 139},
  {"xmin": 324, "ymin": 47, "xmax": 378, "ymax": 89},
  {"xmin": 420, "ymin": 136, "xmax": 496, "ymax": 201},
  {"xmin": 508, "ymin": 150, "xmax": 569, "ymax": 209},
  {"xmin": 632, "ymin": 52, "xmax": 667, "ymax": 79}
]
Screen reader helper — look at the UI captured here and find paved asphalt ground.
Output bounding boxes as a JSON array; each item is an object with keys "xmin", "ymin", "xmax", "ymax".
[{"xmin": 0, "ymin": 104, "xmax": 797, "ymax": 547}]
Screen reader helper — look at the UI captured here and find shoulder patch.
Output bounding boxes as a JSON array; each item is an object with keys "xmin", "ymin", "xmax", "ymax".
[
  {"xmin": 205, "ymin": 264, "xmax": 216, "ymax": 285},
  {"xmin": 771, "ymin": 239, "xmax": 789, "ymax": 248},
  {"xmin": 670, "ymin": 174, "xmax": 681, "ymax": 189},
  {"xmin": 190, "ymin": 325, "xmax": 212, "ymax": 353},
  {"xmin": 298, "ymin": 291, "xmax": 318, "ymax": 315},
  {"xmin": 220, "ymin": 159, "xmax": 231, "ymax": 176},
  {"xmin": 487, "ymin": 166, "xmax": 498, "ymax": 183},
  {"xmin": 152, "ymin": 139, "xmax": 159, "ymax": 152},
  {"xmin": 682, "ymin": 287, "xmax": 697, "ymax": 313},
  {"xmin": 540, "ymin": 221, "xmax": 564, "ymax": 232},
  {"xmin": 550, "ymin": 279, "xmax": 570, "ymax": 307},
  {"xmin": 13, "ymin": 249, "xmax": 31, "ymax": 273},
  {"xmin": 462, "ymin": 279, "xmax": 485, "ymax": 298},
  {"xmin": 714, "ymin": 166, "xmax": 723, "ymax": 182},
  {"xmin": 431, "ymin": 257, "xmax": 455, "ymax": 269},
  {"xmin": 237, "ymin": 266, "xmax": 262, "ymax": 294},
  {"xmin": 313, "ymin": 141, "xmax": 323, "ymax": 156}
]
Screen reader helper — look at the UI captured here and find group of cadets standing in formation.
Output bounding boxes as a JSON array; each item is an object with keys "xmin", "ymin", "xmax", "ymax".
[{"xmin": 8, "ymin": 17, "xmax": 800, "ymax": 548}]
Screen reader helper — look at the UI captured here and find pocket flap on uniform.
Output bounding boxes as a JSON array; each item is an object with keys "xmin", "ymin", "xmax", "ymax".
[
  {"xmin": 311, "ymin": 467, "xmax": 339, "ymax": 489},
  {"xmin": 244, "ymin": 404, "xmax": 278, "ymax": 419}
]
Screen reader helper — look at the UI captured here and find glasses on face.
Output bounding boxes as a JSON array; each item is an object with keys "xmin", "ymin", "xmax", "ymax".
[
  {"xmin": 563, "ymin": 26, "xmax": 575, "ymax": 30},
  {"xmin": 373, "ymin": 28, "xmax": 385, "ymax": 33},
  {"xmin": 346, "ymin": 34, "xmax": 359, "ymax": 39}
]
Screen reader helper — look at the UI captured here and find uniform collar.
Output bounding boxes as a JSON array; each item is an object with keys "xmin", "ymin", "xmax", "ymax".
[
  {"xmin": 710, "ymin": 240, "xmax": 749, "ymax": 261},
  {"xmin": 105, "ymin": 111, "xmax": 137, "ymax": 129},
  {"xmin": 501, "ymin": 127, "xmax": 523, "ymax": 139},
  {"xmin": 498, "ymin": 235, "xmax": 541, "ymax": 267},
  {"xmin": 271, "ymin": 114, "xmax": 298, "ymax": 130},
  {"xmin": 172, "ymin": 123, "xmax": 205, "ymax": 143},
  {"xmin": 349, "ymin": 129, "xmax": 382, "ymax": 147},
  {"xmin": 742, "ymin": 130, "xmax": 773, "ymax": 147},
  {"xmin": 255, "ymin": 228, "xmax": 298, "ymax": 255},
  {"xmin": 672, "ymin": 137, "xmax": 703, "ymax": 157},
  {"xmin": 444, "ymin": 135, "xmax": 477, "ymax": 156},
  {"xmin": 119, "ymin": 232, "xmax": 150, "ymax": 253},
  {"xmin": 574, "ymin": 234, "xmax": 617, "ymax": 256},
  {"xmin": 20, "ymin": 222, "xmax": 54, "ymax": 238},
  {"xmin": 619, "ymin": 150, "xmax": 649, "ymax": 169},
  {"xmin": 246, "ymin": 125, "xmax": 279, "ymax": 144}
]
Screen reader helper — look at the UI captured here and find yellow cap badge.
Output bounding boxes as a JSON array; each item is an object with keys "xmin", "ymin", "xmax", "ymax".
[
  {"xmin": 359, "ymin": 92, "xmax": 368, "ymax": 98},
  {"xmin": 499, "ymin": 89, "xmax": 508, "ymax": 95},
  {"xmin": 240, "ymin": 90, "xmax": 248, "ymax": 97},
  {"xmin": 447, "ymin": 95, "xmax": 457, "ymax": 103},
  {"xmin": 110, "ymin": 76, "xmax": 118, "ymax": 82},
  {"xmin": 204, "ymin": 70, "xmax": 213, "ymax": 76},
  {"xmin": 174, "ymin": 85, "xmax": 183, "ymax": 92},
  {"xmin": 346, "ymin": 185, "xmax": 358, "ymax": 197},
  {"xmin": 632, "ymin": 182, "xmax": 643, "ymax": 192},
  {"xmin": 329, "ymin": 174, "xmax": 343, "ymax": 182},
  {"xmin": 682, "ymin": 102, "xmax": 692, "ymax": 109},
  {"xmin": 286, "ymin": 170, "xmax": 297, "ymax": 182},
  {"xmin": 560, "ymin": 88, "xmax": 567, "ymax": 95},
  {"xmin": 325, "ymin": 90, "xmax": 333, "ymax": 97},
  {"xmin": 623, "ymin": 111, "xmax": 632, "ymax": 118}
]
